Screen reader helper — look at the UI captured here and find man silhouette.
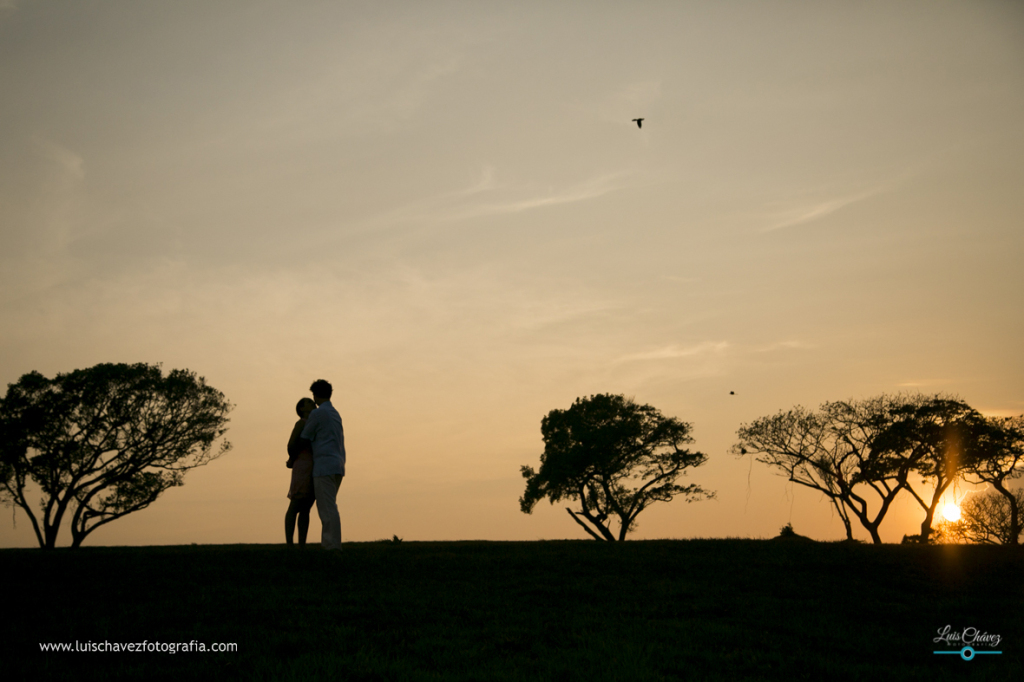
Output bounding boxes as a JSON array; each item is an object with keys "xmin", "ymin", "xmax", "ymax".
[{"xmin": 299, "ymin": 379, "xmax": 346, "ymax": 550}]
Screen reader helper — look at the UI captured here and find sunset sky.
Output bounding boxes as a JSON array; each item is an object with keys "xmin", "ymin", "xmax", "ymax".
[{"xmin": 2, "ymin": 0, "xmax": 1022, "ymax": 548}]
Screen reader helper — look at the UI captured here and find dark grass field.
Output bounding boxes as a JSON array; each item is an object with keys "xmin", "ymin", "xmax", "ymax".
[{"xmin": 4, "ymin": 539, "xmax": 1022, "ymax": 681}]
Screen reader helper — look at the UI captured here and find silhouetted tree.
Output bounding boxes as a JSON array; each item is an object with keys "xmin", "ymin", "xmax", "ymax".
[
  {"xmin": 520, "ymin": 394, "xmax": 713, "ymax": 541},
  {"xmin": 734, "ymin": 395, "xmax": 935, "ymax": 544},
  {"xmin": 870, "ymin": 398, "xmax": 1000, "ymax": 542},
  {"xmin": 0, "ymin": 363, "xmax": 232, "ymax": 549},
  {"xmin": 737, "ymin": 394, "xmax": 1024, "ymax": 544},
  {"xmin": 960, "ymin": 416, "xmax": 1024, "ymax": 545},
  {"xmin": 934, "ymin": 488, "xmax": 1024, "ymax": 545}
]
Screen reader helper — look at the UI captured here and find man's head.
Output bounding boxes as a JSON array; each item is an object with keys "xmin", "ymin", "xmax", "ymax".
[{"xmin": 310, "ymin": 379, "xmax": 333, "ymax": 405}]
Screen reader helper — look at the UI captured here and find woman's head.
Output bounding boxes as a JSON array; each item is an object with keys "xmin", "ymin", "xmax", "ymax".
[{"xmin": 295, "ymin": 397, "xmax": 316, "ymax": 418}]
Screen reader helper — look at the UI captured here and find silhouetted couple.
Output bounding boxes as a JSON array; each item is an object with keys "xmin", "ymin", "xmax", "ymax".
[{"xmin": 285, "ymin": 379, "xmax": 346, "ymax": 550}]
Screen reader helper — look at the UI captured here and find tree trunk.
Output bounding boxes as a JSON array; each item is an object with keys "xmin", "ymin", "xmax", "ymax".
[
  {"xmin": 919, "ymin": 506, "xmax": 937, "ymax": 542},
  {"xmin": 918, "ymin": 479, "xmax": 952, "ymax": 542},
  {"xmin": 71, "ymin": 519, "xmax": 91, "ymax": 548},
  {"xmin": 42, "ymin": 495, "xmax": 73, "ymax": 549},
  {"xmin": 43, "ymin": 523, "xmax": 60, "ymax": 549},
  {"xmin": 846, "ymin": 493, "xmax": 889, "ymax": 544},
  {"xmin": 992, "ymin": 482, "xmax": 1021, "ymax": 546},
  {"xmin": 617, "ymin": 514, "xmax": 635, "ymax": 541},
  {"xmin": 867, "ymin": 525, "xmax": 882, "ymax": 545}
]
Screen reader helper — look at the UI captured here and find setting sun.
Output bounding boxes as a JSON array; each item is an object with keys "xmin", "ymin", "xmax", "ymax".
[{"xmin": 941, "ymin": 502, "xmax": 962, "ymax": 523}]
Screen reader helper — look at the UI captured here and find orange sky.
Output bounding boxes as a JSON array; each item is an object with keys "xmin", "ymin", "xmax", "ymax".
[{"xmin": 1, "ymin": 1, "xmax": 1022, "ymax": 547}]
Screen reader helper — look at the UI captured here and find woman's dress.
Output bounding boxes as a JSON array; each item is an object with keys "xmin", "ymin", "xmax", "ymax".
[{"xmin": 286, "ymin": 418, "xmax": 314, "ymax": 500}]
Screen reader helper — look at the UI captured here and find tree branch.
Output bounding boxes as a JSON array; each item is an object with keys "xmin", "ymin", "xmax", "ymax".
[{"xmin": 565, "ymin": 508, "xmax": 605, "ymax": 541}]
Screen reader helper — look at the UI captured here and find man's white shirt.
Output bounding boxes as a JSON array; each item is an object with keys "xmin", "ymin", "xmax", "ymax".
[{"xmin": 300, "ymin": 400, "xmax": 346, "ymax": 477}]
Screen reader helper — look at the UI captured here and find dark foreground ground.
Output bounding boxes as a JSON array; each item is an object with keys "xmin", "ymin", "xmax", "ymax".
[{"xmin": 3, "ymin": 539, "xmax": 1022, "ymax": 681}]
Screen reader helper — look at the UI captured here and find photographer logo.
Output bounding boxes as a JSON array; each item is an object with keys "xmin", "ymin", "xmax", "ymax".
[{"xmin": 933, "ymin": 625, "xmax": 1002, "ymax": 661}]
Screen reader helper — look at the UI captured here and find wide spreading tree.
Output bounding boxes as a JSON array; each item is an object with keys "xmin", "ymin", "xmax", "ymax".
[
  {"xmin": 869, "ymin": 398, "xmax": 1002, "ymax": 542},
  {"xmin": 736, "ymin": 393, "xmax": 1024, "ymax": 543},
  {"xmin": 733, "ymin": 395, "xmax": 929, "ymax": 543},
  {"xmin": 520, "ymin": 394, "xmax": 713, "ymax": 541},
  {"xmin": 0, "ymin": 363, "xmax": 232, "ymax": 549}
]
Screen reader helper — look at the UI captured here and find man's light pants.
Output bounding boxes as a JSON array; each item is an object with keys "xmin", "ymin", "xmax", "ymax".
[{"xmin": 314, "ymin": 474, "xmax": 343, "ymax": 550}]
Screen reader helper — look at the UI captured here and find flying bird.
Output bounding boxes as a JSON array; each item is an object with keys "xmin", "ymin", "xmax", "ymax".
[
  {"xmin": 730, "ymin": 391, "xmax": 735, "ymax": 395},
  {"xmin": 632, "ymin": 118, "xmax": 644, "ymax": 129}
]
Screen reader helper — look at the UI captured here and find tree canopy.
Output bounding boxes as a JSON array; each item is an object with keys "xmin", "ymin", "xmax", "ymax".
[
  {"xmin": 736, "ymin": 393, "xmax": 1024, "ymax": 543},
  {"xmin": 520, "ymin": 394, "xmax": 713, "ymax": 541},
  {"xmin": 734, "ymin": 395, "xmax": 926, "ymax": 543},
  {"xmin": 0, "ymin": 363, "xmax": 232, "ymax": 548},
  {"xmin": 869, "ymin": 398, "xmax": 998, "ymax": 541},
  {"xmin": 959, "ymin": 416, "xmax": 1024, "ymax": 545}
]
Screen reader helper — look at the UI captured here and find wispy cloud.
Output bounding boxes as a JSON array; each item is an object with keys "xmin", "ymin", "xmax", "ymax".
[
  {"xmin": 895, "ymin": 379, "xmax": 949, "ymax": 388},
  {"xmin": 448, "ymin": 171, "xmax": 628, "ymax": 220},
  {"xmin": 452, "ymin": 165, "xmax": 499, "ymax": 196},
  {"xmin": 503, "ymin": 296, "xmax": 623, "ymax": 335},
  {"xmin": 352, "ymin": 169, "xmax": 631, "ymax": 234},
  {"xmin": 35, "ymin": 136, "xmax": 85, "ymax": 180},
  {"xmin": 615, "ymin": 341, "xmax": 729, "ymax": 364},
  {"xmin": 759, "ymin": 187, "xmax": 883, "ymax": 232},
  {"xmin": 754, "ymin": 340, "xmax": 814, "ymax": 352}
]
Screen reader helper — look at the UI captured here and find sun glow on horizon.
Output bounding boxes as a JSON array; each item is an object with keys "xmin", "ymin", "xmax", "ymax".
[{"xmin": 941, "ymin": 501, "xmax": 962, "ymax": 523}]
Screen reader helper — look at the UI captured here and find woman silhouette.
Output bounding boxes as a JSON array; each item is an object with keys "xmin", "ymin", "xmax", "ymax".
[{"xmin": 285, "ymin": 397, "xmax": 317, "ymax": 546}]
